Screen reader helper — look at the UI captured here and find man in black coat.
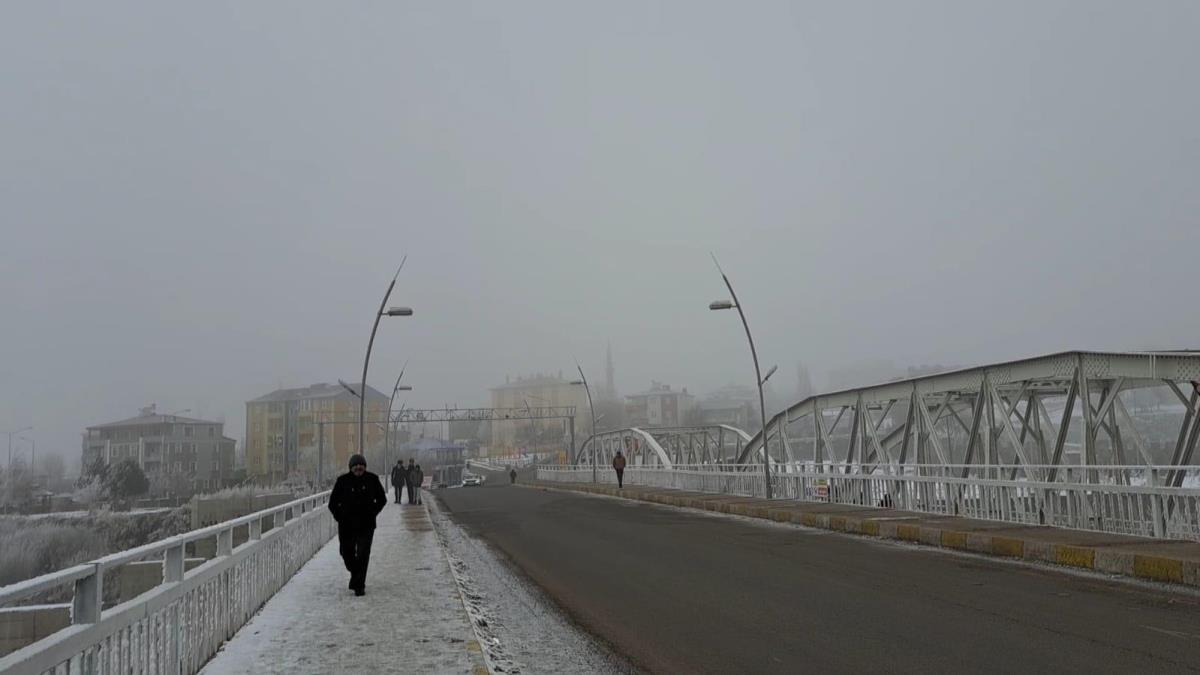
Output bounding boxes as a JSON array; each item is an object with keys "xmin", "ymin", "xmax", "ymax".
[
  {"xmin": 390, "ymin": 460, "xmax": 407, "ymax": 504},
  {"xmin": 329, "ymin": 454, "xmax": 387, "ymax": 596},
  {"xmin": 404, "ymin": 457, "xmax": 417, "ymax": 504}
]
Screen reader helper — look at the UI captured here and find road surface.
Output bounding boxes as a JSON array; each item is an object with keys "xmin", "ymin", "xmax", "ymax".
[{"xmin": 436, "ymin": 482, "xmax": 1200, "ymax": 674}]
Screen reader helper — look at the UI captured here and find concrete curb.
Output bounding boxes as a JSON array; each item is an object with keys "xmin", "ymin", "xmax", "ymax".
[
  {"xmin": 424, "ymin": 499, "xmax": 493, "ymax": 675},
  {"xmin": 527, "ymin": 482, "xmax": 1200, "ymax": 590}
]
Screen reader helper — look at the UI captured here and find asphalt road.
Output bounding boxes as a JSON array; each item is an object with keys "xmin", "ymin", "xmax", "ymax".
[{"xmin": 436, "ymin": 481, "xmax": 1200, "ymax": 674}]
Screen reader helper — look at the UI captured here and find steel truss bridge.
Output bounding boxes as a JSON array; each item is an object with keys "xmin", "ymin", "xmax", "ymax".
[
  {"xmin": 550, "ymin": 351, "xmax": 1200, "ymax": 541},
  {"xmin": 747, "ymin": 350, "xmax": 1200, "ymax": 478},
  {"xmin": 574, "ymin": 425, "xmax": 752, "ymax": 468}
]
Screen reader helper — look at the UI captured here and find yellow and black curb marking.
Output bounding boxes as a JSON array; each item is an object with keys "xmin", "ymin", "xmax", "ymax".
[{"xmin": 529, "ymin": 483, "xmax": 1200, "ymax": 589}]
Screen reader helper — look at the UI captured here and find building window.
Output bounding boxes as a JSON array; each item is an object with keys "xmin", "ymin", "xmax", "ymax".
[{"xmin": 184, "ymin": 426, "xmax": 194, "ymax": 438}]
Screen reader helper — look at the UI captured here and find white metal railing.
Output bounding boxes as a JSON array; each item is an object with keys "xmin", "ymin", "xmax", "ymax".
[
  {"xmin": 0, "ymin": 491, "xmax": 334, "ymax": 674},
  {"xmin": 539, "ymin": 464, "xmax": 1200, "ymax": 541}
]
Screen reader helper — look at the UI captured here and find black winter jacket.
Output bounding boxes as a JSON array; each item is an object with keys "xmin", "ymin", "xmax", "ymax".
[
  {"xmin": 329, "ymin": 471, "xmax": 387, "ymax": 530},
  {"xmin": 391, "ymin": 465, "xmax": 407, "ymax": 487}
]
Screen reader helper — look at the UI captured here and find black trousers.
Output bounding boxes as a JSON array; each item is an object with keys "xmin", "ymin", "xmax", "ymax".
[
  {"xmin": 615, "ymin": 468, "xmax": 624, "ymax": 487},
  {"xmin": 393, "ymin": 485, "xmax": 402, "ymax": 503},
  {"xmin": 405, "ymin": 482, "xmax": 415, "ymax": 504},
  {"xmin": 338, "ymin": 526, "xmax": 375, "ymax": 590}
]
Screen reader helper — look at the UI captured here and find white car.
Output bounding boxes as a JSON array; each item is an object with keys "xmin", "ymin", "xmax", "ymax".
[{"xmin": 462, "ymin": 474, "xmax": 484, "ymax": 487}]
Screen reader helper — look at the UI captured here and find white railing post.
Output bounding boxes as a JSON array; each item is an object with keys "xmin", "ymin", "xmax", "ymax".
[
  {"xmin": 165, "ymin": 544, "xmax": 185, "ymax": 582},
  {"xmin": 217, "ymin": 528, "xmax": 233, "ymax": 557},
  {"xmin": 72, "ymin": 565, "xmax": 102, "ymax": 624},
  {"xmin": 1150, "ymin": 468, "xmax": 1166, "ymax": 538}
]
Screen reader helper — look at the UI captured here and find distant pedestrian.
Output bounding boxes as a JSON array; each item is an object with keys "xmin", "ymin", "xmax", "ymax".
[
  {"xmin": 411, "ymin": 464, "xmax": 425, "ymax": 505},
  {"xmin": 329, "ymin": 454, "xmax": 387, "ymax": 596},
  {"xmin": 390, "ymin": 460, "xmax": 407, "ymax": 504},
  {"xmin": 509, "ymin": 467, "xmax": 517, "ymax": 484},
  {"xmin": 404, "ymin": 458, "xmax": 417, "ymax": 504},
  {"xmin": 612, "ymin": 451, "xmax": 626, "ymax": 488}
]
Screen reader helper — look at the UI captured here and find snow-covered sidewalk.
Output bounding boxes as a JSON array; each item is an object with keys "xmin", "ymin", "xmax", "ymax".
[{"xmin": 201, "ymin": 500, "xmax": 488, "ymax": 674}]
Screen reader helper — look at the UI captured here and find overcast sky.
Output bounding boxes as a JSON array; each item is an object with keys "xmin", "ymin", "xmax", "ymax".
[{"xmin": 2, "ymin": 1, "xmax": 1198, "ymax": 469}]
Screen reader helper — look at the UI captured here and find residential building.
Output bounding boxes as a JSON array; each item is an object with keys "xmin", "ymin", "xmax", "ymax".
[
  {"xmin": 695, "ymin": 384, "xmax": 758, "ymax": 431},
  {"xmin": 624, "ymin": 381, "xmax": 694, "ymax": 428},
  {"xmin": 245, "ymin": 382, "xmax": 388, "ymax": 484},
  {"xmin": 489, "ymin": 373, "xmax": 588, "ymax": 453},
  {"xmin": 82, "ymin": 405, "xmax": 235, "ymax": 492}
]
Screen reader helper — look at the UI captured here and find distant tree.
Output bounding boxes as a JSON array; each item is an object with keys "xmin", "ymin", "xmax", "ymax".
[
  {"xmin": 77, "ymin": 456, "xmax": 109, "ymax": 489},
  {"xmin": 3, "ymin": 457, "xmax": 33, "ymax": 506},
  {"xmin": 104, "ymin": 459, "xmax": 149, "ymax": 501}
]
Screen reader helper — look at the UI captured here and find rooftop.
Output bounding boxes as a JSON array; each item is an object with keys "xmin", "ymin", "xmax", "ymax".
[
  {"xmin": 249, "ymin": 381, "xmax": 388, "ymax": 403},
  {"xmin": 491, "ymin": 372, "xmax": 570, "ymax": 391},
  {"xmin": 88, "ymin": 413, "xmax": 222, "ymax": 430},
  {"xmin": 627, "ymin": 381, "xmax": 691, "ymax": 399}
]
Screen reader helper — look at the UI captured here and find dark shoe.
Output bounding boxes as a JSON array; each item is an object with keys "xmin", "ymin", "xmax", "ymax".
[
  {"xmin": 354, "ymin": 588, "xmax": 365, "ymax": 597},
  {"xmin": 348, "ymin": 579, "xmax": 354, "ymax": 590}
]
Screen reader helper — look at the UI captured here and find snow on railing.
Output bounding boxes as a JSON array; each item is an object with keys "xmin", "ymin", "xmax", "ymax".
[
  {"xmin": 538, "ymin": 464, "xmax": 1200, "ymax": 541},
  {"xmin": 0, "ymin": 491, "xmax": 334, "ymax": 674}
]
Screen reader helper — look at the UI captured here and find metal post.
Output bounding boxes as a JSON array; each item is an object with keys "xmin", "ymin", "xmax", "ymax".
[
  {"xmin": 575, "ymin": 364, "xmax": 597, "ymax": 482},
  {"xmin": 568, "ymin": 416, "xmax": 575, "ymax": 468},
  {"xmin": 360, "ymin": 260, "xmax": 406, "ymax": 465},
  {"xmin": 712, "ymin": 262, "xmax": 773, "ymax": 499}
]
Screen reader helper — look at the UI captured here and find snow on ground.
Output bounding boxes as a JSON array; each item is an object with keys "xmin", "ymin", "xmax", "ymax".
[
  {"xmin": 1, "ymin": 507, "xmax": 172, "ymax": 521},
  {"xmin": 427, "ymin": 495, "xmax": 640, "ymax": 675},
  {"xmin": 201, "ymin": 501, "xmax": 485, "ymax": 674}
]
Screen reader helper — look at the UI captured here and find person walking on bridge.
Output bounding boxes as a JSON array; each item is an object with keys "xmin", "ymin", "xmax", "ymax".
[
  {"xmin": 396, "ymin": 458, "xmax": 415, "ymax": 502},
  {"xmin": 509, "ymin": 467, "xmax": 517, "ymax": 484},
  {"xmin": 329, "ymin": 454, "xmax": 387, "ymax": 596},
  {"xmin": 612, "ymin": 450, "xmax": 626, "ymax": 488},
  {"xmin": 411, "ymin": 464, "xmax": 425, "ymax": 505},
  {"xmin": 404, "ymin": 457, "xmax": 417, "ymax": 504}
]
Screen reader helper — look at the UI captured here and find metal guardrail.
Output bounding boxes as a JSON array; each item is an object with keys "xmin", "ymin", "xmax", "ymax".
[
  {"xmin": 0, "ymin": 491, "xmax": 334, "ymax": 675},
  {"xmin": 539, "ymin": 464, "xmax": 1200, "ymax": 541}
]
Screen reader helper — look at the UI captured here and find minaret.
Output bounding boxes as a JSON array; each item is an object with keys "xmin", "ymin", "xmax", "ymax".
[{"xmin": 605, "ymin": 341, "xmax": 616, "ymax": 400}]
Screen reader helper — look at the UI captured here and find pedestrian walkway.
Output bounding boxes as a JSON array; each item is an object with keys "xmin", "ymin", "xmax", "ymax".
[
  {"xmin": 201, "ymin": 500, "xmax": 488, "ymax": 674},
  {"xmin": 532, "ymin": 481, "xmax": 1200, "ymax": 590}
]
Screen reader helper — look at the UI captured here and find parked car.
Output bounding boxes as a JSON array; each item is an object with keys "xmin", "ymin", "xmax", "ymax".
[{"xmin": 462, "ymin": 474, "xmax": 484, "ymax": 487}]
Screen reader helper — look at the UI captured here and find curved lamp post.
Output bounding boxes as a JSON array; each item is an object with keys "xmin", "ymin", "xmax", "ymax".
[
  {"xmin": 359, "ymin": 259, "xmax": 413, "ymax": 466},
  {"xmin": 385, "ymin": 362, "xmax": 412, "ymax": 468},
  {"xmin": 709, "ymin": 259, "xmax": 774, "ymax": 499},
  {"xmin": 570, "ymin": 365, "xmax": 597, "ymax": 483}
]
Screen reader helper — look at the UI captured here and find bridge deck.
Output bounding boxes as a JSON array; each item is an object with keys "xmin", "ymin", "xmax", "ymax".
[
  {"xmin": 201, "ymin": 501, "xmax": 486, "ymax": 674},
  {"xmin": 536, "ymin": 482, "xmax": 1200, "ymax": 588}
]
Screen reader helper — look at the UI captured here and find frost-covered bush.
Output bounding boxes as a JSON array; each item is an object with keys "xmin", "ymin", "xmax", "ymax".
[
  {"xmin": 0, "ymin": 507, "xmax": 191, "ymax": 588},
  {"xmin": 0, "ymin": 521, "xmax": 106, "ymax": 586}
]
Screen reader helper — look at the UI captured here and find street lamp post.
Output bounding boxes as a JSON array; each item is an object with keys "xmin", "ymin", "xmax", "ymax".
[
  {"xmin": 358, "ymin": 259, "xmax": 413, "ymax": 469},
  {"xmin": 385, "ymin": 363, "xmax": 412, "ymax": 469},
  {"xmin": 570, "ymin": 365, "xmax": 597, "ymax": 483},
  {"xmin": 709, "ymin": 261, "xmax": 775, "ymax": 499}
]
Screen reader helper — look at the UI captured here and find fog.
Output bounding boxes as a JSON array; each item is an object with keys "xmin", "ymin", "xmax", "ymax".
[{"xmin": 2, "ymin": 1, "xmax": 1198, "ymax": 471}]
